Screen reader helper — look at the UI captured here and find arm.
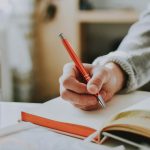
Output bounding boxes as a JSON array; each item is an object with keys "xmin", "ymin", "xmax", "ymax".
[
  {"xmin": 93, "ymin": 5, "xmax": 150, "ymax": 93},
  {"xmin": 59, "ymin": 6, "xmax": 150, "ymax": 111}
]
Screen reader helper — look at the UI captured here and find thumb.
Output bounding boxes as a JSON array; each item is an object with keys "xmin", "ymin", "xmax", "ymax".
[{"xmin": 87, "ymin": 68, "xmax": 109, "ymax": 94}]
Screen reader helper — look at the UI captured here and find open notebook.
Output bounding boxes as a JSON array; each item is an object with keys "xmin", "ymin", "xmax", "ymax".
[{"xmin": 21, "ymin": 91, "xmax": 150, "ymax": 147}]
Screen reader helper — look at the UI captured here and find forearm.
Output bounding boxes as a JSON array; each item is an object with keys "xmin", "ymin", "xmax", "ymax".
[{"xmin": 93, "ymin": 5, "xmax": 150, "ymax": 93}]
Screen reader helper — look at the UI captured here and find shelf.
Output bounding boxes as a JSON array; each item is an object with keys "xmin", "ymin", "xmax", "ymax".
[{"xmin": 78, "ymin": 10, "xmax": 139, "ymax": 24}]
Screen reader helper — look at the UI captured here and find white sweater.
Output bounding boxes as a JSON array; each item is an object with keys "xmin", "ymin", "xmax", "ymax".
[{"xmin": 93, "ymin": 5, "xmax": 150, "ymax": 93}]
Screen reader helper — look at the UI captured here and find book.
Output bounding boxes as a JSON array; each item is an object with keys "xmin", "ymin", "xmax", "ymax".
[{"xmin": 21, "ymin": 91, "xmax": 150, "ymax": 147}]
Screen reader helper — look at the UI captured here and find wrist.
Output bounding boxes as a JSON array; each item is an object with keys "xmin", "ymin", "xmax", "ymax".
[{"xmin": 104, "ymin": 62, "xmax": 126, "ymax": 92}]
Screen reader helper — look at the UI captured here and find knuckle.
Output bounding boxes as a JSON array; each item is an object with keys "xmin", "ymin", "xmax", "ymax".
[
  {"xmin": 81, "ymin": 107, "xmax": 89, "ymax": 111},
  {"xmin": 93, "ymin": 64, "xmax": 102, "ymax": 72},
  {"xmin": 82, "ymin": 104, "xmax": 99, "ymax": 111},
  {"xmin": 63, "ymin": 62, "xmax": 74, "ymax": 71},
  {"xmin": 59, "ymin": 75, "xmax": 70, "ymax": 88},
  {"xmin": 74, "ymin": 95, "xmax": 88, "ymax": 106},
  {"xmin": 60, "ymin": 90, "xmax": 68, "ymax": 99},
  {"xmin": 93, "ymin": 77, "xmax": 102, "ymax": 86},
  {"xmin": 106, "ymin": 93, "xmax": 113, "ymax": 101},
  {"xmin": 103, "ymin": 67, "xmax": 109, "ymax": 76},
  {"xmin": 62, "ymin": 77, "xmax": 71, "ymax": 87},
  {"xmin": 75, "ymin": 96, "xmax": 82, "ymax": 105},
  {"xmin": 73, "ymin": 104, "xmax": 82, "ymax": 109}
]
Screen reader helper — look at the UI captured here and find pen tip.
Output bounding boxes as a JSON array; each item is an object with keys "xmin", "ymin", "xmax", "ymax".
[
  {"xmin": 59, "ymin": 33, "xmax": 64, "ymax": 39},
  {"xmin": 97, "ymin": 95, "xmax": 106, "ymax": 109}
]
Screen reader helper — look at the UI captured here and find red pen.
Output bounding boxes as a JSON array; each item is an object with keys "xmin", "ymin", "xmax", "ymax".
[{"xmin": 59, "ymin": 33, "xmax": 106, "ymax": 108}]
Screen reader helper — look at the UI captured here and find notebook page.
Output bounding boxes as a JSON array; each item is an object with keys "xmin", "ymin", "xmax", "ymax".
[
  {"xmin": 23, "ymin": 91, "xmax": 150, "ymax": 130},
  {"xmin": 106, "ymin": 98, "xmax": 150, "ymax": 132},
  {"xmin": 119, "ymin": 98, "xmax": 150, "ymax": 112}
]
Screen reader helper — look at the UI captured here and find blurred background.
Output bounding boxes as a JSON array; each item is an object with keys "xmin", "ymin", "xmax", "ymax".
[{"xmin": 0, "ymin": 0, "xmax": 149, "ymax": 103}]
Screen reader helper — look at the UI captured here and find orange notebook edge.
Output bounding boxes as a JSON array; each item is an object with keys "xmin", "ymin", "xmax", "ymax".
[{"xmin": 21, "ymin": 111, "xmax": 97, "ymax": 140}]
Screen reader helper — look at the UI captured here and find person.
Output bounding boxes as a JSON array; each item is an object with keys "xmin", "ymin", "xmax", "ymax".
[{"xmin": 59, "ymin": 6, "xmax": 150, "ymax": 111}]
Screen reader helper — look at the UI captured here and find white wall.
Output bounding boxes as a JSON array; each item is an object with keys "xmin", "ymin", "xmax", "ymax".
[{"xmin": 89, "ymin": 0, "xmax": 150, "ymax": 12}]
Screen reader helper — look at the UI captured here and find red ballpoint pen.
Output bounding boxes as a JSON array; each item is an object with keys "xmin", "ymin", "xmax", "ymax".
[{"xmin": 59, "ymin": 33, "xmax": 106, "ymax": 108}]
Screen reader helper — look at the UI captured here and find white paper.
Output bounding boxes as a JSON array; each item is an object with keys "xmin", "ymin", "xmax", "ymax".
[
  {"xmin": 0, "ymin": 126, "xmax": 124, "ymax": 150},
  {"xmin": 24, "ymin": 91, "xmax": 150, "ymax": 130}
]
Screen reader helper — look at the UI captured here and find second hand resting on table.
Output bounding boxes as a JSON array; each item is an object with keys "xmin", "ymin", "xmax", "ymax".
[{"xmin": 59, "ymin": 62, "xmax": 125, "ymax": 111}]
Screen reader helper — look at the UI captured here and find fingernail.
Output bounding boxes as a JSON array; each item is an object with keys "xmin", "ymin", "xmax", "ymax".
[{"xmin": 88, "ymin": 84, "xmax": 99, "ymax": 94}]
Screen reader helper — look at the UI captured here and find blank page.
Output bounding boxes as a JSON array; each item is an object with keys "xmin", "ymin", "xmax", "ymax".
[{"xmin": 22, "ymin": 91, "xmax": 150, "ymax": 130}]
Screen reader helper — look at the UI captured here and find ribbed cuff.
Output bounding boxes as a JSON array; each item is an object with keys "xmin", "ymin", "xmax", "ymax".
[{"xmin": 92, "ymin": 51, "xmax": 138, "ymax": 93}]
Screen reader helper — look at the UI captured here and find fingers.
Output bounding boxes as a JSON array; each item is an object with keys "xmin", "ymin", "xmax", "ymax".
[
  {"xmin": 60, "ymin": 85, "xmax": 98, "ymax": 106},
  {"xmin": 73, "ymin": 104, "xmax": 100, "ymax": 111},
  {"xmin": 59, "ymin": 76, "xmax": 88, "ymax": 94},
  {"xmin": 60, "ymin": 63, "xmax": 100, "ymax": 110},
  {"xmin": 62, "ymin": 63, "xmax": 92, "ymax": 78},
  {"xmin": 60, "ymin": 63, "xmax": 92, "ymax": 94},
  {"xmin": 62, "ymin": 63, "xmax": 78, "ymax": 78},
  {"xmin": 99, "ymin": 89, "xmax": 112, "ymax": 102},
  {"xmin": 87, "ymin": 66, "xmax": 110, "ymax": 94},
  {"xmin": 60, "ymin": 62, "xmax": 115, "ymax": 111}
]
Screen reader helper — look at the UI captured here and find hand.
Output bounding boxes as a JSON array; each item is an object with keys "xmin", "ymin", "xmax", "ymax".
[{"xmin": 59, "ymin": 62, "xmax": 125, "ymax": 111}]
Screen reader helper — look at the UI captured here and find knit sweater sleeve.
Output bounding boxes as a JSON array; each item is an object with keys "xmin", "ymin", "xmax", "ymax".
[{"xmin": 93, "ymin": 6, "xmax": 150, "ymax": 93}]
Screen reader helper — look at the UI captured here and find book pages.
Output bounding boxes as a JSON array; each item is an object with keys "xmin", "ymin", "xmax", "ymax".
[{"xmin": 23, "ymin": 91, "xmax": 150, "ymax": 130}]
